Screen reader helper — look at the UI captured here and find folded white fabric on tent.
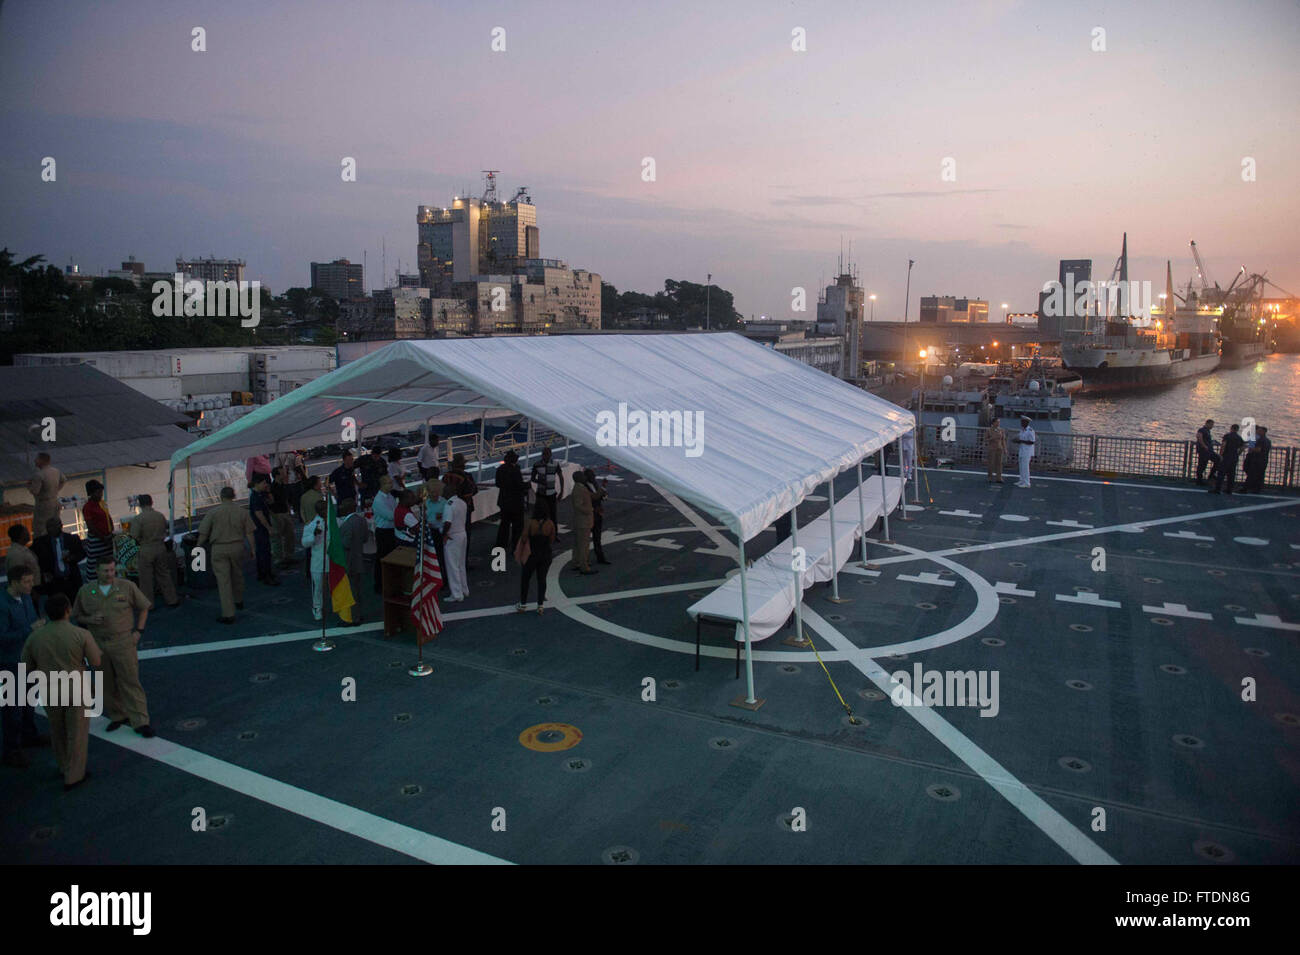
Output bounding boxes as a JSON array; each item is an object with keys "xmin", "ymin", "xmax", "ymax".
[{"xmin": 687, "ymin": 476, "xmax": 903, "ymax": 641}]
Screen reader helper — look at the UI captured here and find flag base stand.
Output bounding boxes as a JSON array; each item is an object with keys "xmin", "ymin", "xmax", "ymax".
[
  {"xmin": 312, "ymin": 639, "xmax": 335, "ymax": 652},
  {"xmin": 861, "ymin": 562, "xmax": 880, "ymax": 570},
  {"xmin": 782, "ymin": 634, "xmax": 812, "ymax": 648},
  {"xmin": 409, "ymin": 662, "xmax": 434, "ymax": 677},
  {"xmin": 826, "ymin": 595, "xmax": 852, "ymax": 604}
]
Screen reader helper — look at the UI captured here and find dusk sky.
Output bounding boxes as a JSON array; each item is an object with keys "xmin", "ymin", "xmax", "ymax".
[{"xmin": 2, "ymin": 0, "xmax": 1297, "ymax": 318}]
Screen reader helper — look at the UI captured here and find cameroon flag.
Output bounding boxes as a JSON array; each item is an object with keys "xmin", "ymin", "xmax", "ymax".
[{"xmin": 326, "ymin": 497, "xmax": 356, "ymax": 624}]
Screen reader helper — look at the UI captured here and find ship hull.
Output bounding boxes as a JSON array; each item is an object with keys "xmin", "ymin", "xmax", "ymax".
[
  {"xmin": 1066, "ymin": 352, "xmax": 1221, "ymax": 394},
  {"xmin": 1219, "ymin": 340, "xmax": 1267, "ymax": 368},
  {"xmin": 1274, "ymin": 325, "xmax": 1300, "ymax": 354}
]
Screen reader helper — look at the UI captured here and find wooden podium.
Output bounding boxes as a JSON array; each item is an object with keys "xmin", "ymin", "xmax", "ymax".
[{"xmin": 380, "ymin": 547, "xmax": 417, "ymax": 637}]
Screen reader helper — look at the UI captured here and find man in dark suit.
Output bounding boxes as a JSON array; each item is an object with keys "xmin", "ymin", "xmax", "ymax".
[
  {"xmin": 33, "ymin": 517, "xmax": 85, "ymax": 605},
  {"xmin": 337, "ymin": 498, "xmax": 371, "ymax": 624},
  {"xmin": 1241, "ymin": 426, "xmax": 1272, "ymax": 493},
  {"xmin": 1210, "ymin": 423, "xmax": 1245, "ymax": 495},
  {"xmin": 494, "ymin": 450, "xmax": 526, "ymax": 553}
]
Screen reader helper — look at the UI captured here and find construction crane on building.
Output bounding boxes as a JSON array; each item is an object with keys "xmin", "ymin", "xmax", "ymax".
[
  {"xmin": 511, "ymin": 185, "xmax": 532, "ymax": 204},
  {"xmin": 481, "ymin": 170, "xmax": 500, "ymax": 202}
]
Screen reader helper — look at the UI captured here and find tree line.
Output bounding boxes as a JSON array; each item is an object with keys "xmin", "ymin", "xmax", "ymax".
[{"xmin": 601, "ymin": 278, "xmax": 741, "ymax": 329}]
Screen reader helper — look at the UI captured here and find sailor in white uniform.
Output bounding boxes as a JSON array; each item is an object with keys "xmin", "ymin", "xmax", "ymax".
[
  {"xmin": 1014, "ymin": 416, "xmax": 1036, "ymax": 488},
  {"xmin": 900, "ymin": 428, "xmax": 916, "ymax": 482}
]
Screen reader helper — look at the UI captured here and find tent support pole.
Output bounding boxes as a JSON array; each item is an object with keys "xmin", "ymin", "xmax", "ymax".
[
  {"xmin": 878, "ymin": 449, "xmax": 891, "ymax": 543},
  {"xmin": 730, "ymin": 536, "xmax": 763, "ymax": 710},
  {"xmin": 898, "ymin": 441, "xmax": 911, "ymax": 522},
  {"xmin": 912, "ymin": 429, "xmax": 921, "ymax": 503},
  {"xmin": 167, "ymin": 465, "xmax": 176, "ymax": 540},
  {"xmin": 827, "ymin": 476, "xmax": 849, "ymax": 603},
  {"xmin": 855, "ymin": 459, "xmax": 868, "ymax": 565},
  {"xmin": 783, "ymin": 507, "xmax": 811, "ymax": 648},
  {"xmin": 479, "ymin": 412, "xmax": 486, "ymax": 471}
]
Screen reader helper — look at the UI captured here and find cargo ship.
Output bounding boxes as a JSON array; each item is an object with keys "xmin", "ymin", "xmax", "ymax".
[{"xmin": 1062, "ymin": 241, "xmax": 1219, "ymax": 393}]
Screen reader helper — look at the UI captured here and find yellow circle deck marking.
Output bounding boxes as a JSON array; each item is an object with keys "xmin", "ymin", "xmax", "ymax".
[{"xmin": 518, "ymin": 723, "xmax": 582, "ymax": 753}]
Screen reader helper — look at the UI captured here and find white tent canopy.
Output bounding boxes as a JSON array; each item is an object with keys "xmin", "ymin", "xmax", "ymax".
[{"xmin": 168, "ymin": 333, "xmax": 913, "ymax": 543}]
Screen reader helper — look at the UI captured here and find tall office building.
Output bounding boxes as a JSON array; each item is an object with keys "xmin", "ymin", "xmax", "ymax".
[
  {"xmin": 919, "ymin": 296, "xmax": 989, "ymax": 324},
  {"xmin": 411, "ymin": 177, "xmax": 597, "ymax": 335},
  {"xmin": 310, "ymin": 258, "xmax": 365, "ymax": 301},
  {"xmin": 176, "ymin": 257, "xmax": 246, "ymax": 284},
  {"xmin": 417, "ymin": 187, "xmax": 538, "ymax": 290},
  {"xmin": 1037, "ymin": 258, "xmax": 1092, "ymax": 338}
]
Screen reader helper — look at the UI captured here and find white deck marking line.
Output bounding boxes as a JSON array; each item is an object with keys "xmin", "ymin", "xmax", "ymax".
[
  {"xmin": 1163, "ymin": 530, "xmax": 1214, "ymax": 541},
  {"xmin": 799, "ymin": 607, "xmax": 1117, "ymax": 866},
  {"xmin": 140, "ymin": 578, "xmax": 732, "ymax": 659},
  {"xmin": 940, "ymin": 509, "xmax": 983, "ymax": 518},
  {"xmin": 994, "ymin": 581, "xmax": 1035, "ymax": 597},
  {"xmin": 551, "ymin": 533, "xmax": 997, "ymax": 660},
  {"xmin": 1141, "ymin": 602, "xmax": 1212, "ymax": 620},
  {"xmin": 72, "ymin": 715, "xmax": 511, "ymax": 865},
  {"xmin": 1046, "ymin": 519, "xmax": 1094, "ymax": 529},
  {"xmin": 896, "ymin": 572, "xmax": 956, "ymax": 587},
  {"xmin": 1056, "ymin": 593, "xmax": 1122, "ymax": 608},
  {"xmin": 648, "ymin": 484, "xmax": 739, "ymax": 559},
  {"xmin": 140, "ymin": 624, "xmax": 384, "ymax": 659},
  {"xmin": 863, "ymin": 499, "xmax": 1293, "ymax": 566},
  {"xmin": 1234, "ymin": 614, "xmax": 1300, "ymax": 632},
  {"xmin": 934, "ymin": 467, "xmax": 1293, "ymax": 499},
  {"xmin": 634, "ymin": 537, "xmax": 685, "ymax": 550}
]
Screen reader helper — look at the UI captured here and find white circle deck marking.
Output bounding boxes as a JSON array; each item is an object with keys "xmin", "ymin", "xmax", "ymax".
[
  {"xmin": 999, "ymin": 514, "xmax": 1031, "ymax": 522},
  {"xmin": 549, "ymin": 527, "xmax": 1000, "ymax": 660}
]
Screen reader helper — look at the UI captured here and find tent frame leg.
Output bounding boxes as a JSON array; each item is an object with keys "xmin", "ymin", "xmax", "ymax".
[
  {"xmin": 783, "ymin": 506, "xmax": 811, "ymax": 647},
  {"xmin": 855, "ymin": 459, "xmax": 868, "ymax": 565},
  {"xmin": 826, "ymin": 476, "xmax": 850, "ymax": 604},
  {"xmin": 878, "ymin": 449, "xmax": 891, "ymax": 543},
  {"xmin": 729, "ymin": 537, "xmax": 764, "ymax": 710}
]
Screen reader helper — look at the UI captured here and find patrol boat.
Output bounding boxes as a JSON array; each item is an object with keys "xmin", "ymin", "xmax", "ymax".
[{"xmin": 912, "ymin": 361, "xmax": 1073, "ymax": 465}]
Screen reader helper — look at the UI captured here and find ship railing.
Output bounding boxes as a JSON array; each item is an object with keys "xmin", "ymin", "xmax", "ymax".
[{"xmin": 915, "ymin": 425, "xmax": 1299, "ymax": 491}]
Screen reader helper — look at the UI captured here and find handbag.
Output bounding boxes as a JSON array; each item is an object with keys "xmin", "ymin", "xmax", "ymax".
[{"xmin": 514, "ymin": 530, "xmax": 531, "ymax": 565}]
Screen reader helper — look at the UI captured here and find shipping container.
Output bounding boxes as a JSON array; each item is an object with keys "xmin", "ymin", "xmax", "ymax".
[
  {"xmin": 121, "ymin": 376, "xmax": 184, "ymax": 401},
  {"xmin": 174, "ymin": 351, "xmax": 250, "ymax": 376},
  {"xmin": 180, "ymin": 372, "xmax": 249, "ymax": 394}
]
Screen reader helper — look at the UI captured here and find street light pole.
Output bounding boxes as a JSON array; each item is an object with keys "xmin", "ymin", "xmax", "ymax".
[
  {"xmin": 706, "ymin": 273, "xmax": 711, "ymax": 330},
  {"xmin": 903, "ymin": 259, "xmax": 914, "ymax": 373},
  {"xmin": 869, "ymin": 293, "xmax": 876, "ymax": 323}
]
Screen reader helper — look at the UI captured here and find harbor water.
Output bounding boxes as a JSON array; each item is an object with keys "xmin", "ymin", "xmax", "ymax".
[{"xmin": 1070, "ymin": 353, "xmax": 1300, "ymax": 446}]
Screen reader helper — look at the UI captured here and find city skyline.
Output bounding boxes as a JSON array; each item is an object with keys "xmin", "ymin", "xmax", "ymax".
[{"xmin": 2, "ymin": 0, "xmax": 1297, "ymax": 318}]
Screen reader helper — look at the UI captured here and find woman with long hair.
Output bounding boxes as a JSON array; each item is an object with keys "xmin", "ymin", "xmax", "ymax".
[{"xmin": 517, "ymin": 497, "xmax": 556, "ymax": 614}]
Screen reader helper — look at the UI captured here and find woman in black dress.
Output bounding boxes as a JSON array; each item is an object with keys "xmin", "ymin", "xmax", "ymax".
[{"xmin": 517, "ymin": 498, "xmax": 556, "ymax": 614}]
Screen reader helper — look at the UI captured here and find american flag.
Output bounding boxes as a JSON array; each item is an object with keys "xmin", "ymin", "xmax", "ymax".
[{"xmin": 411, "ymin": 509, "xmax": 443, "ymax": 645}]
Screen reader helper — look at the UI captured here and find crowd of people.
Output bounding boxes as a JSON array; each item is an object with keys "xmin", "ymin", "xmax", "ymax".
[
  {"xmin": 1193, "ymin": 419, "xmax": 1274, "ymax": 494},
  {"xmin": 2, "ymin": 439, "xmax": 617, "ymax": 789}
]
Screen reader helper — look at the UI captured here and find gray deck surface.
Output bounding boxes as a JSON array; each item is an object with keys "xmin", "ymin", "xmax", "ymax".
[{"xmin": 5, "ymin": 449, "xmax": 1298, "ymax": 865}]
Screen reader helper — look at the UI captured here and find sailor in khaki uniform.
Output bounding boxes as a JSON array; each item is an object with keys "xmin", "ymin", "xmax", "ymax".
[
  {"xmin": 196, "ymin": 486, "xmax": 255, "ymax": 623},
  {"xmin": 21, "ymin": 593, "xmax": 102, "ymax": 789},
  {"xmin": 128, "ymin": 494, "xmax": 179, "ymax": 609},
  {"xmin": 28, "ymin": 452, "xmax": 67, "ymax": 539},
  {"xmin": 71, "ymin": 557, "xmax": 153, "ymax": 737}
]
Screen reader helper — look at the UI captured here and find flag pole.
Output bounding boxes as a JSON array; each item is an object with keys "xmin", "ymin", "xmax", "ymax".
[
  {"xmin": 313, "ymin": 483, "xmax": 335, "ymax": 652},
  {"xmin": 410, "ymin": 503, "xmax": 433, "ymax": 677}
]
